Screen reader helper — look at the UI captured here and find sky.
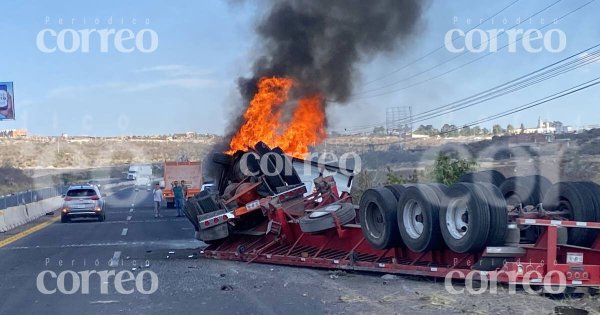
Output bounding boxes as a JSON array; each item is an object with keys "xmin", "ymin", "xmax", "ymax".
[{"xmin": 0, "ymin": 0, "xmax": 599, "ymax": 136}]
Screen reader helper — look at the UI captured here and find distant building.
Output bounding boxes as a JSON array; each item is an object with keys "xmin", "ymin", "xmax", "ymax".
[
  {"xmin": 522, "ymin": 118, "xmax": 556, "ymax": 134},
  {"xmin": 0, "ymin": 128, "xmax": 28, "ymax": 138},
  {"xmin": 509, "ymin": 118, "xmax": 573, "ymax": 135}
]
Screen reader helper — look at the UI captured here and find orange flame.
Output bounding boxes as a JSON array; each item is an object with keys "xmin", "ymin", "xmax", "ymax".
[{"xmin": 228, "ymin": 77, "xmax": 326, "ymax": 158}]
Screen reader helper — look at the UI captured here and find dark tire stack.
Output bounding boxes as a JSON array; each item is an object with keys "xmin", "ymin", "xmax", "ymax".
[
  {"xmin": 359, "ymin": 187, "xmax": 402, "ymax": 249},
  {"xmin": 360, "ymin": 180, "xmax": 509, "ymax": 254},
  {"xmin": 500, "ymin": 175, "xmax": 551, "ymax": 207},
  {"xmin": 439, "ymin": 183, "xmax": 490, "ymax": 253},
  {"xmin": 384, "ymin": 184, "xmax": 410, "ymax": 201},
  {"xmin": 542, "ymin": 182, "xmax": 599, "ymax": 247},
  {"xmin": 458, "ymin": 170, "xmax": 506, "ymax": 187},
  {"xmin": 396, "ymin": 184, "xmax": 443, "ymax": 252}
]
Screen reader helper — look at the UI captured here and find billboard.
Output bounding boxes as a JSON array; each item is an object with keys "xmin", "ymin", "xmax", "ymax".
[{"xmin": 0, "ymin": 82, "xmax": 14, "ymax": 120}]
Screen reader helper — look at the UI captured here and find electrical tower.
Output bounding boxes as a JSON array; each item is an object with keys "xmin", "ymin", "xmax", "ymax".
[{"xmin": 385, "ymin": 106, "xmax": 413, "ymax": 136}]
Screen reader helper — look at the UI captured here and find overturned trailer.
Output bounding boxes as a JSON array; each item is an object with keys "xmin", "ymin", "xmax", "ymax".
[{"xmin": 184, "ymin": 143, "xmax": 600, "ymax": 293}]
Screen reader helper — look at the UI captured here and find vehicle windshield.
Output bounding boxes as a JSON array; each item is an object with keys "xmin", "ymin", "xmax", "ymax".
[{"xmin": 66, "ymin": 189, "xmax": 97, "ymax": 197}]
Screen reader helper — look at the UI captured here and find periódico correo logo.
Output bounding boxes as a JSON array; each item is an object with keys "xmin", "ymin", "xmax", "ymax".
[
  {"xmin": 37, "ymin": 28, "xmax": 159, "ymax": 53},
  {"xmin": 444, "ymin": 28, "xmax": 566, "ymax": 53},
  {"xmin": 36, "ymin": 269, "xmax": 159, "ymax": 295}
]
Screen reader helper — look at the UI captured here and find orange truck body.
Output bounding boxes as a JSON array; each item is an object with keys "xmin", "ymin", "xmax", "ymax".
[{"xmin": 162, "ymin": 161, "xmax": 202, "ymax": 205}]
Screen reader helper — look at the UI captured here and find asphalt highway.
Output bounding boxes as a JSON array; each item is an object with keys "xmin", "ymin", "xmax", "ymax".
[
  {"xmin": 0, "ymin": 186, "xmax": 587, "ymax": 314},
  {"xmin": 0, "ymin": 186, "xmax": 350, "ymax": 314}
]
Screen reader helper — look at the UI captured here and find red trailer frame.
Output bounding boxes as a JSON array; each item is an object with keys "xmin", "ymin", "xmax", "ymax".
[{"xmin": 201, "ymin": 195, "xmax": 600, "ymax": 289}]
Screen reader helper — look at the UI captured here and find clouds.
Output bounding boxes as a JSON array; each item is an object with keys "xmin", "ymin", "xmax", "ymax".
[{"xmin": 48, "ymin": 64, "xmax": 220, "ymax": 98}]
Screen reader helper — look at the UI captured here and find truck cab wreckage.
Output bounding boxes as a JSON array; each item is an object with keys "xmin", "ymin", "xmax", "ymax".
[{"xmin": 183, "ymin": 142, "xmax": 600, "ymax": 294}]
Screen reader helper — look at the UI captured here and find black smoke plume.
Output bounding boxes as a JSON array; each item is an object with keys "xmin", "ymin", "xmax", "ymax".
[
  {"xmin": 238, "ymin": 0, "xmax": 428, "ymax": 103},
  {"xmin": 207, "ymin": 0, "xmax": 428, "ymax": 176}
]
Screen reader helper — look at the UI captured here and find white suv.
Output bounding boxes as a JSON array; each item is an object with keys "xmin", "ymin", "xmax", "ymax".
[{"xmin": 60, "ymin": 185, "xmax": 106, "ymax": 223}]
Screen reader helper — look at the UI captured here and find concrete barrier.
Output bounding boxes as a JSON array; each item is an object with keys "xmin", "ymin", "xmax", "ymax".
[
  {"xmin": 0, "ymin": 210, "xmax": 6, "ymax": 232},
  {"xmin": 0, "ymin": 196, "xmax": 63, "ymax": 233}
]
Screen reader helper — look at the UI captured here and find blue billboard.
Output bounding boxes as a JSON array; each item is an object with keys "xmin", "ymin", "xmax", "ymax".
[{"xmin": 0, "ymin": 82, "xmax": 14, "ymax": 120}]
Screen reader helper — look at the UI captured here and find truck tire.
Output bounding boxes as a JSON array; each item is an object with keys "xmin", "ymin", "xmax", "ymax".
[
  {"xmin": 500, "ymin": 176, "xmax": 536, "ymax": 207},
  {"xmin": 166, "ymin": 201, "xmax": 175, "ymax": 209},
  {"xmin": 213, "ymin": 153, "xmax": 233, "ymax": 166},
  {"xmin": 458, "ymin": 170, "xmax": 506, "ymax": 187},
  {"xmin": 384, "ymin": 184, "xmax": 409, "ymax": 201},
  {"xmin": 575, "ymin": 181, "xmax": 600, "ymax": 222},
  {"xmin": 440, "ymin": 182, "xmax": 491, "ymax": 253},
  {"xmin": 273, "ymin": 147, "xmax": 303, "ymax": 186},
  {"xmin": 396, "ymin": 185, "xmax": 442, "ymax": 252},
  {"xmin": 426, "ymin": 183, "xmax": 449, "ymax": 208},
  {"xmin": 359, "ymin": 187, "xmax": 402, "ymax": 249},
  {"xmin": 474, "ymin": 182, "xmax": 508, "ymax": 246},
  {"xmin": 542, "ymin": 182, "xmax": 596, "ymax": 247},
  {"xmin": 500, "ymin": 175, "xmax": 551, "ymax": 207},
  {"xmin": 526, "ymin": 175, "xmax": 552, "ymax": 199},
  {"xmin": 298, "ymin": 203, "xmax": 356, "ymax": 233},
  {"xmin": 255, "ymin": 144, "xmax": 287, "ymax": 190}
]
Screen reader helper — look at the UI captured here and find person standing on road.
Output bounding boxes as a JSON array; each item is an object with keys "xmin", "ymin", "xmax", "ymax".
[
  {"xmin": 181, "ymin": 180, "xmax": 188, "ymax": 200},
  {"xmin": 172, "ymin": 181, "xmax": 184, "ymax": 217},
  {"xmin": 152, "ymin": 183, "xmax": 163, "ymax": 218}
]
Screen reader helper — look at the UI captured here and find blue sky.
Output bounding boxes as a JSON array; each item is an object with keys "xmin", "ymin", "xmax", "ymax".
[{"xmin": 0, "ymin": 0, "xmax": 599, "ymax": 136}]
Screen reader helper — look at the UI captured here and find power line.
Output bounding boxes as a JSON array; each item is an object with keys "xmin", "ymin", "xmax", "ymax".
[
  {"xmin": 372, "ymin": 76, "xmax": 600, "ymax": 145},
  {"xmin": 334, "ymin": 43, "xmax": 600, "ymax": 133},
  {"xmin": 440, "ymin": 76, "xmax": 600, "ymax": 135},
  {"xmin": 407, "ymin": 50, "xmax": 600, "ymax": 125},
  {"xmin": 350, "ymin": 0, "xmax": 563, "ymax": 98}
]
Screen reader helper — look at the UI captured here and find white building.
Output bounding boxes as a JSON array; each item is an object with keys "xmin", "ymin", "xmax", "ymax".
[{"xmin": 522, "ymin": 118, "xmax": 555, "ymax": 134}]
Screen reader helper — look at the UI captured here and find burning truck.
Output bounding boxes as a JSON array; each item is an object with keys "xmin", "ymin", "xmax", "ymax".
[
  {"xmin": 179, "ymin": 75, "xmax": 600, "ymax": 292},
  {"xmin": 180, "ymin": 0, "xmax": 600, "ymax": 293}
]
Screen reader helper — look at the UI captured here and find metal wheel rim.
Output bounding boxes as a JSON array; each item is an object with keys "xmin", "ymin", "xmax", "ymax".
[
  {"xmin": 365, "ymin": 202, "xmax": 384, "ymax": 239},
  {"xmin": 446, "ymin": 198, "xmax": 469, "ymax": 240},
  {"xmin": 403, "ymin": 199, "xmax": 424, "ymax": 239}
]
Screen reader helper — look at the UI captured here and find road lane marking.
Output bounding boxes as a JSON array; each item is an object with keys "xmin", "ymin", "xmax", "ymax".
[
  {"xmin": 0, "ymin": 216, "xmax": 60, "ymax": 248},
  {"xmin": 126, "ymin": 216, "xmax": 132, "ymax": 221},
  {"xmin": 90, "ymin": 301, "xmax": 120, "ymax": 304},
  {"xmin": 121, "ymin": 228, "xmax": 128, "ymax": 236},
  {"xmin": 129, "ymin": 208, "xmax": 134, "ymax": 212},
  {"xmin": 109, "ymin": 251, "xmax": 122, "ymax": 267}
]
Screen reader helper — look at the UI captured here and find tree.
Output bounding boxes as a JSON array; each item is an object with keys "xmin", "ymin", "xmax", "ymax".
[
  {"xmin": 415, "ymin": 124, "xmax": 433, "ymax": 135},
  {"xmin": 520, "ymin": 123, "xmax": 526, "ymax": 134},
  {"xmin": 427, "ymin": 153, "xmax": 477, "ymax": 186},
  {"xmin": 492, "ymin": 124, "xmax": 503, "ymax": 136},
  {"xmin": 472, "ymin": 126, "xmax": 482, "ymax": 135},
  {"xmin": 440, "ymin": 124, "xmax": 452, "ymax": 137},
  {"xmin": 459, "ymin": 126, "xmax": 471, "ymax": 136},
  {"xmin": 386, "ymin": 166, "xmax": 404, "ymax": 185},
  {"xmin": 373, "ymin": 126, "xmax": 385, "ymax": 135},
  {"xmin": 507, "ymin": 124, "xmax": 515, "ymax": 134},
  {"xmin": 482, "ymin": 127, "xmax": 490, "ymax": 135}
]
